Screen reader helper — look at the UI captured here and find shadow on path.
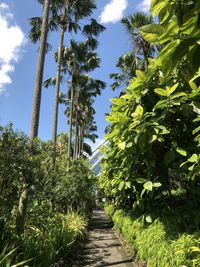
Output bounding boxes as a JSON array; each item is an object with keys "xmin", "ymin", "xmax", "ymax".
[{"xmin": 70, "ymin": 210, "xmax": 137, "ymax": 267}]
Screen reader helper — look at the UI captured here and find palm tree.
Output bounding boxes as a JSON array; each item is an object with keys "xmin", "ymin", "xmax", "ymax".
[
  {"xmin": 61, "ymin": 41, "xmax": 106, "ymax": 162},
  {"xmin": 16, "ymin": 0, "xmax": 51, "ymax": 235},
  {"xmin": 121, "ymin": 12, "xmax": 154, "ymax": 71},
  {"xmin": 29, "ymin": 0, "xmax": 51, "ymax": 140},
  {"xmin": 59, "ymin": 40, "xmax": 104, "ymax": 163},
  {"xmin": 110, "ymin": 12, "xmax": 156, "ymax": 92},
  {"xmin": 110, "ymin": 52, "xmax": 143, "ymax": 90},
  {"xmin": 48, "ymin": 1, "xmax": 105, "ymax": 165},
  {"xmin": 52, "ymin": 5, "xmax": 66, "ymax": 166},
  {"xmin": 29, "ymin": 0, "xmax": 104, "ymax": 165},
  {"xmin": 67, "ymin": 75, "xmax": 105, "ymax": 160}
]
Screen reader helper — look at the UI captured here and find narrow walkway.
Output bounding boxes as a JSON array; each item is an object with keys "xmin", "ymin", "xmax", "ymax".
[{"xmin": 72, "ymin": 210, "xmax": 136, "ymax": 267}]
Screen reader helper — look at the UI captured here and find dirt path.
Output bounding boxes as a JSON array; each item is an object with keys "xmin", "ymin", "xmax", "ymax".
[{"xmin": 71, "ymin": 210, "xmax": 137, "ymax": 267}]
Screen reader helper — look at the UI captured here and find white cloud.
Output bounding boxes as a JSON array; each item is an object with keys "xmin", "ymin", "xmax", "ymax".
[
  {"xmin": 0, "ymin": 3, "xmax": 9, "ymax": 9},
  {"xmin": 99, "ymin": 0, "xmax": 128, "ymax": 24},
  {"xmin": 138, "ymin": 0, "xmax": 151, "ymax": 13},
  {"xmin": 0, "ymin": 3, "xmax": 25, "ymax": 92}
]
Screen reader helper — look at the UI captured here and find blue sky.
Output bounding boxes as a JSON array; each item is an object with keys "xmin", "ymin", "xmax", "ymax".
[{"xmin": 0, "ymin": 0, "xmax": 150, "ymax": 148}]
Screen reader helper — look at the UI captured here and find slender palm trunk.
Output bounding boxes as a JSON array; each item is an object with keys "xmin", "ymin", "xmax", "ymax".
[
  {"xmin": 52, "ymin": 26, "xmax": 65, "ymax": 166},
  {"xmin": 78, "ymin": 126, "xmax": 81, "ymax": 158},
  {"xmin": 141, "ymin": 40, "xmax": 149, "ymax": 72},
  {"xmin": 30, "ymin": 0, "xmax": 50, "ymax": 140},
  {"xmin": 144, "ymin": 53, "xmax": 149, "ymax": 72},
  {"xmin": 16, "ymin": 0, "xmax": 50, "ymax": 235},
  {"xmin": 67, "ymin": 85, "xmax": 74, "ymax": 163},
  {"xmin": 74, "ymin": 114, "xmax": 79, "ymax": 160},
  {"xmin": 81, "ymin": 129, "xmax": 84, "ymax": 157}
]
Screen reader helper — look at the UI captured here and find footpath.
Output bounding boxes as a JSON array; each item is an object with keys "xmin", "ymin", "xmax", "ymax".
[{"xmin": 70, "ymin": 210, "xmax": 138, "ymax": 267}]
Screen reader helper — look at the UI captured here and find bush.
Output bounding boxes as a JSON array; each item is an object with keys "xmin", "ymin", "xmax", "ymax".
[
  {"xmin": 23, "ymin": 211, "xmax": 87, "ymax": 266},
  {"xmin": 106, "ymin": 205, "xmax": 200, "ymax": 267},
  {"xmin": 0, "ymin": 125, "xmax": 94, "ymax": 266},
  {"xmin": 104, "ymin": 204, "xmax": 115, "ymax": 218},
  {"xmin": 53, "ymin": 160, "xmax": 96, "ymax": 215},
  {"xmin": 2, "ymin": 211, "xmax": 87, "ymax": 267}
]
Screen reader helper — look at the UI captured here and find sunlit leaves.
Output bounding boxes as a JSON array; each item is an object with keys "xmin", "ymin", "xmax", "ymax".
[
  {"xmin": 150, "ymin": 0, "xmax": 169, "ymax": 17},
  {"xmin": 139, "ymin": 24, "xmax": 165, "ymax": 43},
  {"xmin": 101, "ymin": 0, "xmax": 200, "ymax": 213},
  {"xmin": 131, "ymin": 105, "xmax": 144, "ymax": 118},
  {"xmin": 176, "ymin": 148, "xmax": 187, "ymax": 157}
]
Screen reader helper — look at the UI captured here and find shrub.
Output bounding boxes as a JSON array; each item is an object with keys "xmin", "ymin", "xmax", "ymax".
[
  {"xmin": 21, "ymin": 211, "xmax": 87, "ymax": 267},
  {"xmin": 109, "ymin": 207, "xmax": 200, "ymax": 267}
]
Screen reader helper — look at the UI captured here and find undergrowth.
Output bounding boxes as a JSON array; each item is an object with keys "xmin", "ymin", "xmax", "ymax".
[
  {"xmin": 105, "ymin": 204, "xmax": 200, "ymax": 267},
  {"xmin": 0, "ymin": 211, "xmax": 87, "ymax": 267}
]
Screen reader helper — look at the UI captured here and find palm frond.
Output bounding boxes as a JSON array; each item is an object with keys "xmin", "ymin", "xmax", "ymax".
[{"xmin": 83, "ymin": 19, "xmax": 106, "ymax": 37}]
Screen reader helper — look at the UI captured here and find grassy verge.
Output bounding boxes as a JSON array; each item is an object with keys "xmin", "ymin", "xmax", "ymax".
[
  {"xmin": 105, "ymin": 205, "xmax": 200, "ymax": 267},
  {"xmin": 0, "ymin": 211, "xmax": 87, "ymax": 267}
]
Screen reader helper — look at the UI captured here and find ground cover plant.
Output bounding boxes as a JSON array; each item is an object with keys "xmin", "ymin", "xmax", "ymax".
[
  {"xmin": 100, "ymin": 0, "xmax": 200, "ymax": 265},
  {"xmin": 105, "ymin": 205, "xmax": 200, "ymax": 267}
]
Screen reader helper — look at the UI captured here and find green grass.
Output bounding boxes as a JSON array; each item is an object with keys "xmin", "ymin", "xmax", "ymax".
[
  {"xmin": 105, "ymin": 206, "xmax": 200, "ymax": 267},
  {"xmin": 0, "ymin": 211, "xmax": 87, "ymax": 267}
]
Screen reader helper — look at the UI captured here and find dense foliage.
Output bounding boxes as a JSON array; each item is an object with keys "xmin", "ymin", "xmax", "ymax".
[
  {"xmin": 105, "ymin": 205, "xmax": 200, "ymax": 267},
  {"xmin": 0, "ymin": 125, "xmax": 96, "ymax": 266},
  {"xmin": 1, "ymin": 0, "xmax": 105, "ymax": 265},
  {"xmin": 101, "ymin": 0, "xmax": 200, "ymax": 212},
  {"xmin": 100, "ymin": 0, "xmax": 200, "ymax": 265}
]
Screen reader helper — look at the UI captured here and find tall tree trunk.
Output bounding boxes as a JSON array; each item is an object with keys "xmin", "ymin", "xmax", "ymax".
[
  {"xmin": 142, "ymin": 41, "xmax": 149, "ymax": 73},
  {"xmin": 30, "ymin": 0, "xmax": 51, "ymax": 140},
  {"xmin": 67, "ymin": 85, "xmax": 74, "ymax": 163},
  {"xmin": 16, "ymin": 185, "xmax": 28, "ymax": 235},
  {"xmin": 81, "ymin": 129, "xmax": 84, "ymax": 157},
  {"xmin": 144, "ymin": 54, "xmax": 149, "ymax": 72},
  {"xmin": 78, "ymin": 126, "xmax": 81, "ymax": 158},
  {"xmin": 16, "ymin": 0, "xmax": 50, "ymax": 235},
  {"xmin": 74, "ymin": 118, "xmax": 79, "ymax": 160},
  {"xmin": 73, "ymin": 112, "xmax": 78, "ymax": 160},
  {"xmin": 52, "ymin": 25, "xmax": 65, "ymax": 166}
]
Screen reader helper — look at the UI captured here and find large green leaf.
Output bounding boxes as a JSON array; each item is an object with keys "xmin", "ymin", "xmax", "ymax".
[
  {"xmin": 131, "ymin": 105, "xmax": 144, "ymax": 118},
  {"xmin": 176, "ymin": 147, "xmax": 187, "ymax": 157},
  {"xmin": 192, "ymin": 102, "xmax": 200, "ymax": 115},
  {"xmin": 189, "ymin": 81, "xmax": 198, "ymax": 91},
  {"xmin": 144, "ymin": 181, "xmax": 153, "ymax": 191},
  {"xmin": 192, "ymin": 126, "xmax": 200, "ymax": 135},
  {"xmin": 180, "ymin": 14, "xmax": 198, "ymax": 35},
  {"xmin": 140, "ymin": 24, "xmax": 165, "ymax": 43},
  {"xmin": 168, "ymin": 83, "xmax": 179, "ymax": 95},
  {"xmin": 119, "ymin": 181, "xmax": 125, "ymax": 191},
  {"xmin": 118, "ymin": 141, "xmax": 126, "ymax": 150},
  {"xmin": 154, "ymin": 88, "xmax": 168, "ymax": 96},
  {"xmin": 136, "ymin": 178, "xmax": 146, "ymax": 184},
  {"xmin": 158, "ymin": 19, "xmax": 179, "ymax": 44},
  {"xmin": 145, "ymin": 215, "xmax": 152, "ymax": 223},
  {"xmin": 153, "ymin": 182, "xmax": 162, "ymax": 188},
  {"xmin": 136, "ymin": 70, "xmax": 146, "ymax": 80},
  {"xmin": 150, "ymin": 0, "xmax": 170, "ymax": 17},
  {"xmin": 188, "ymin": 154, "xmax": 198, "ymax": 163},
  {"xmin": 149, "ymin": 135, "xmax": 157, "ymax": 143}
]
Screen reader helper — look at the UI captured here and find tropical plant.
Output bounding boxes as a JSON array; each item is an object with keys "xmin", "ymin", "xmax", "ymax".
[
  {"xmin": 101, "ymin": 0, "xmax": 200, "ymax": 214},
  {"xmin": 29, "ymin": 0, "xmax": 51, "ymax": 140},
  {"xmin": 16, "ymin": 0, "xmax": 51, "ymax": 236},
  {"xmin": 121, "ymin": 12, "xmax": 155, "ymax": 70},
  {"xmin": 58, "ymin": 40, "xmax": 105, "ymax": 162},
  {"xmin": 110, "ymin": 12, "xmax": 156, "ymax": 91}
]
